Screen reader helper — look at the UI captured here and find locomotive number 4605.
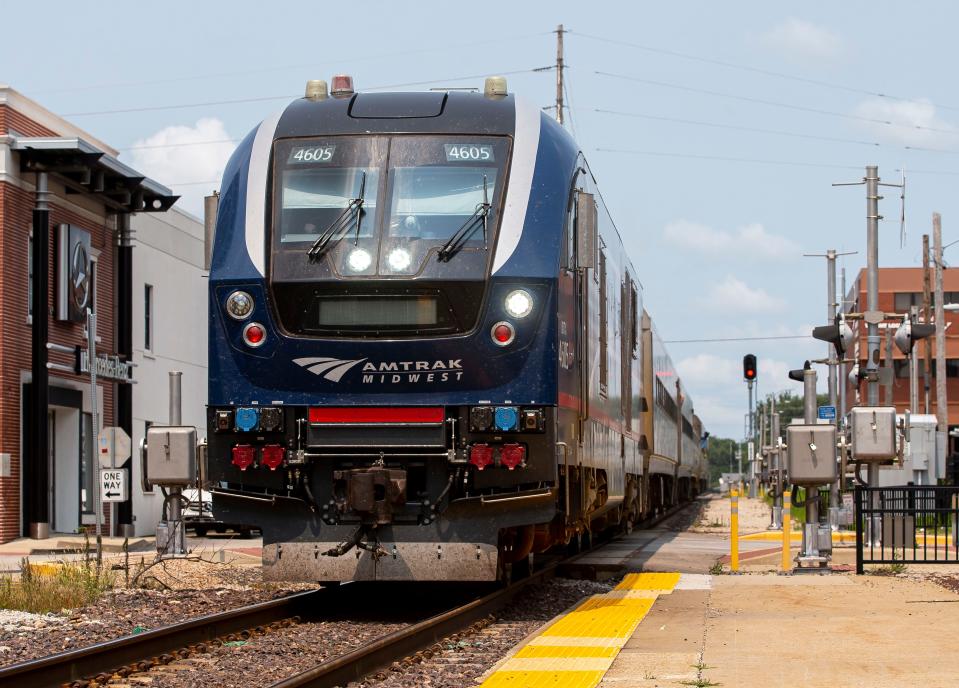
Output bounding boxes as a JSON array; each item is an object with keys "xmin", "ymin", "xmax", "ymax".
[
  {"xmin": 444, "ymin": 144, "xmax": 494, "ymax": 162},
  {"xmin": 288, "ymin": 145, "xmax": 335, "ymax": 163}
]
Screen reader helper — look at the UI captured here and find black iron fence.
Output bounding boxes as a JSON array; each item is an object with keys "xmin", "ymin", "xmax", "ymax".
[{"xmin": 855, "ymin": 485, "xmax": 959, "ymax": 574}]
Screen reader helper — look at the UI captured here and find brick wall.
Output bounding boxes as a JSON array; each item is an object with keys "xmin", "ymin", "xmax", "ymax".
[{"xmin": 0, "ymin": 106, "xmax": 116, "ymax": 541}]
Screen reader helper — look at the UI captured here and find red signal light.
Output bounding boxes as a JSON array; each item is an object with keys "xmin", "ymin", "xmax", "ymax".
[
  {"xmin": 743, "ymin": 354, "xmax": 757, "ymax": 381},
  {"xmin": 243, "ymin": 322, "xmax": 266, "ymax": 347},
  {"xmin": 491, "ymin": 321, "xmax": 515, "ymax": 346}
]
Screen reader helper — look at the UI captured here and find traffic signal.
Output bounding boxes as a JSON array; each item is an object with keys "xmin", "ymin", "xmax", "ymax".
[{"xmin": 743, "ymin": 354, "xmax": 757, "ymax": 381}]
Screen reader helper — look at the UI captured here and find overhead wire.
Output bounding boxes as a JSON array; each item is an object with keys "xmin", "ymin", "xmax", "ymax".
[
  {"xmin": 575, "ymin": 31, "xmax": 959, "ymax": 113},
  {"xmin": 31, "ymin": 32, "xmax": 551, "ymax": 96},
  {"xmin": 594, "ymin": 70, "xmax": 959, "ymax": 136},
  {"xmin": 61, "ymin": 68, "xmax": 547, "ymax": 117},
  {"xmin": 595, "ymin": 147, "xmax": 864, "ymax": 171},
  {"xmin": 663, "ymin": 335, "xmax": 813, "ymax": 344}
]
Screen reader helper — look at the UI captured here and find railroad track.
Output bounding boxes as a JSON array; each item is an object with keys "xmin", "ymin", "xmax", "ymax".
[
  {"xmin": 0, "ymin": 501, "xmax": 700, "ymax": 688},
  {"xmin": 0, "ymin": 589, "xmax": 325, "ymax": 688}
]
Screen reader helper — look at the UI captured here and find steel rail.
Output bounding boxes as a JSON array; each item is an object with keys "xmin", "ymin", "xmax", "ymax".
[
  {"xmin": 0, "ymin": 588, "xmax": 326, "ymax": 688},
  {"xmin": 269, "ymin": 566, "xmax": 555, "ymax": 688}
]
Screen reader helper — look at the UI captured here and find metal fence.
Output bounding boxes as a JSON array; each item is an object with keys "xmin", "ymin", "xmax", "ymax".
[{"xmin": 854, "ymin": 485, "xmax": 959, "ymax": 574}]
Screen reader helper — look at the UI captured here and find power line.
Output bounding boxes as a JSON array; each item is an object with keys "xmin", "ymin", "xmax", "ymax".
[
  {"xmin": 593, "ymin": 108, "xmax": 882, "ymax": 148},
  {"xmin": 32, "ymin": 32, "xmax": 551, "ymax": 96},
  {"xmin": 596, "ymin": 147, "xmax": 863, "ymax": 171},
  {"xmin": 663, "ymin": 335, "xmax": 813, "ymax": 344},
  {"xmin": 575, "ymin": 31, "xmax": 959, "ymax": 113},
  {"xmin": 61, "ymin": 68, "xmax": 545, "ymax": 117},
  {"xmin": 594, "ymin": 70, "xmax": 959, "ymax": 136},
  {"xmin": 118, "ymin": 139, "xmax": 237, "ymax": 152}
]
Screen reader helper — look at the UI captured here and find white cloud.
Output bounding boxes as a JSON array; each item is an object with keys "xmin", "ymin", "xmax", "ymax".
[
  {"xmin": 853, "ymin": 97, "xmax": 955, "ymax": 147},
  {"xmin": 663, "ymin": 219, "xmax": 798, "ymax": 258},
  {"xmin": 676, "ymin": 354, "xmax": 738, "ymax": 387},
  {"xmin": 761, "ymin": 17, "xmax": 842, "ymax": 61},
  {"xmin": 701, "ymin": 276, "xmax": 786, "ymax": 314},
  {"xmin": 128, "ymin": 118, "xmax": 236, "ymax": 217}
]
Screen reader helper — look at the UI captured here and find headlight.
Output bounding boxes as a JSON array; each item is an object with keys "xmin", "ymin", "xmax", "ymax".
[
  {"xmin": 505, "ymin": 289, "xmax": 533, "ymax": 318},
  {"xmin": 347, "ymin": 248, "xmax": 372, "ymax": 272},
  {"xmin": 388, "ymin": 248, "xmax": 412, "ymax": 271},
  {"xmin": 226, "ymin": 291, "xmax": 254, "ymax": 320}
]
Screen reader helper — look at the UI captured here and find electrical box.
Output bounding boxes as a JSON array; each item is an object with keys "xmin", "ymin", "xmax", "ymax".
[
  {"xmin": 145, "ymin": 426, "xmax": 197, "ymax": 486},
  {"xmin": 786, "ymin": 424, "xmax": 837, "ymax": 485},
  {"xmin": 850, "ymin": 406, "xmax": 897, "ymax": 462},
  {"xmin": 902, "ymin": 414, "xmax": 936, "ymax": 471},
  {"xmin": 0, "ymin": 453, "xmax": 10, "ymax": 478}
]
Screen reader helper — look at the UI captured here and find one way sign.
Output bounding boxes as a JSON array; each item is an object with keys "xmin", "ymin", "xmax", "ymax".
[{"xmin": 100, "ymin": 468, "xmax": 128, "ymax": 503}]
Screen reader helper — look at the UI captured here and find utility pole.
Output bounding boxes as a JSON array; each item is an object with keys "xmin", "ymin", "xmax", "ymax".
[
  {"xmin": 840, "ymin": 267, "xmax": 848, "ymax": 417},
  {"xmin": 924, "ymin": 233, "xmax": 933, "ymax": 414},
  {"xmin": 910, "ymin": 304, "xmax": 920, "ymax": 413},
  {"xmin": 554, "ymin": 24, "xmax": 565, "ymax": 125},
  {"xmin": 934, "ymin": 213, "xmax": 947, "ymax": 483}
]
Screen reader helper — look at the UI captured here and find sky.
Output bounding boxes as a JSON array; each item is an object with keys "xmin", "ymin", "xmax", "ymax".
[{"xmin": 4, "ymin": 1, "xmax": 959, "ymax": 438}]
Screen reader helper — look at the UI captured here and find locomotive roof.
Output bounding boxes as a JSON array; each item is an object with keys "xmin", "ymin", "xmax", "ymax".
[{"xmin": 274, "ymin": 91, "xmax": 519, "ymax": 139}]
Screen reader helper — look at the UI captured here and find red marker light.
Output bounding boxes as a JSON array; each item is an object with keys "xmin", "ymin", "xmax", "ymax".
[
  {"xmin": 469, "ymin": 444, "xmax": 494, "ymax": 471},
  {"xmin": 232, "ymin": 445, "xmax": 255, "ymax": 471},
  {"xmin": 491, "ymin": 321, "xmax": 515, "ymax": 346},
  {"xmin": 261, "ymin": 445, "xmax": 285, "ymax": 471},
  {"xmin": 500, "ymin": 443, "xmax": 526, "ymax": 470},
  {"xmin": 331, "ymin": 74, "xmax": 354, "ymax": 96},
  {"xmin": 243, "ymin": 322, "xmax": 266, "ymax": 347}
]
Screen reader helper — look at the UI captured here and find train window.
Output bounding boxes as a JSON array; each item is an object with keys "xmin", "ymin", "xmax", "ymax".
[
  {"xmin": 382, "ymin": 136, "xmax": 509, "ymax": 275},
  {"xmin": 278, "ymin": 167, "xmax": 380, "ymax": 244},
  {"xmin": 599, "ymin": 249, "xmax": 608, "ymax": 397}
]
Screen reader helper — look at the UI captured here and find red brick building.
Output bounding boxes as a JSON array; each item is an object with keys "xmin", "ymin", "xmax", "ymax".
[
  {"xmin": 0, "ymin": 86, "xmax": 175, "ymax": 541},
  {"xmin": 847, "ymin": 267, "xmax": 959, "ymax": 451}
]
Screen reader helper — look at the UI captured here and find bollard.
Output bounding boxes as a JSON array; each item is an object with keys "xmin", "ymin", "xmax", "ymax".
[
  {"xmin": 782, "ymin": 490, "xmax": 792, "ymax": 573},
  {"xmin": 730, "ymin": 489, "xmax": 739, "ymax": 572}
]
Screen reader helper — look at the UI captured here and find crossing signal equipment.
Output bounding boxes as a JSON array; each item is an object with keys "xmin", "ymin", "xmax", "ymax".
[{"xmin": 743, "ymin": 354, "xmax": 757, "ymax": 381}]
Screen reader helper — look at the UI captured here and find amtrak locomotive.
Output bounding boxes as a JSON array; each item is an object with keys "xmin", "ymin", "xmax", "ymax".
[{"xmin": 206, "ymin": 75, "xmax": 707, "ymax": 582}]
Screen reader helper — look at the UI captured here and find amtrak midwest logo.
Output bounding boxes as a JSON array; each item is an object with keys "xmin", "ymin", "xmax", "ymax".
[{"xmin": 294, "ymin": 357, "xmax": 465, "ymax": 384}]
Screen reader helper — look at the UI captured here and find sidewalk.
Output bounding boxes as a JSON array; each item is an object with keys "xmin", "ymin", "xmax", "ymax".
[{"xmin": 600, "ymin": 572, "xmax": 959, "ymax": 687}]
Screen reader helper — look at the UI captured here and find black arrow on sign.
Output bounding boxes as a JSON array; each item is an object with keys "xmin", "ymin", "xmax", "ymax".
[{"xmin": 105, "ymin": 491, "xmax": 121, "ymax": 498}]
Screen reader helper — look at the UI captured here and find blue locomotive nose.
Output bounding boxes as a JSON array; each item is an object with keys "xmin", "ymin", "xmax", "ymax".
[{"xmin": 494, "ymin": 407, "xmax": 519, "ymax": 432}]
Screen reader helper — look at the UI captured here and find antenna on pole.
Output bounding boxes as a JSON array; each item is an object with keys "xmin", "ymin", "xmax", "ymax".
[{"xmin": 554, "ymin": 24, "xmax": 565, "ymax": 125}]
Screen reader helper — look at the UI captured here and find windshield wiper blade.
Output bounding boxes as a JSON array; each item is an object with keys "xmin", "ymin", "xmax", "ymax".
[
  {"xmin": 307, "ymin": 172, "xmax": 366, "ymax": 262},
  {"xmin": 437, "ymin": 175, "xmax": 490, "ymax": 262}
]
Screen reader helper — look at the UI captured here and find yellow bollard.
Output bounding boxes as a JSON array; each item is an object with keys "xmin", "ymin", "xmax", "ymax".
[
  {"xmin": 782, "ymin": 490, "xmax": 792, "ymax": 573},
  {"xmin": 730, "ymin": 489, "xmax": 739, "ymax": 572}
]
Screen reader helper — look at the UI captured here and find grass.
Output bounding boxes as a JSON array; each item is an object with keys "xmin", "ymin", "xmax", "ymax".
[
  {"xmin": 708, "ymin": 561, "xmax": 725, "ymax": 575},
  {"xmin": 0, "ymin": 558, "xmax": 115, "ymax": 614}
]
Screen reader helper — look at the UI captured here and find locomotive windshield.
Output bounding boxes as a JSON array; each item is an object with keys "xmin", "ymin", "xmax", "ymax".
[{"xmin": 270, "ymin": 134, "xmax": 509, "ymax": 337}]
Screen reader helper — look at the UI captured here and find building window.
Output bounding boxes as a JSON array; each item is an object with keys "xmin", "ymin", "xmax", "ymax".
[
  {"xmin": 80, "ymin": 413, "xmax": 95, "ymax": 514},
  {"xmin": 144, "ymin": 284, "xmax": 154, "ymax": 351}
]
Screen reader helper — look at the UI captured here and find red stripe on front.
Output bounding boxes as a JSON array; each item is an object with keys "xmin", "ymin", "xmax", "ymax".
[{"xmin": 308, "ymin": 407, "xmax": 445, "ymax": 424}]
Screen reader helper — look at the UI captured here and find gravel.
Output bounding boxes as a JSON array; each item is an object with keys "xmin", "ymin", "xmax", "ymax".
[
  {"xmin": 0, "ymin": 556, "xmax": 308, "ymax": 669},
  {"xmin": 356, "ymin": 578, "xmax": 614, "ymax": 688}
]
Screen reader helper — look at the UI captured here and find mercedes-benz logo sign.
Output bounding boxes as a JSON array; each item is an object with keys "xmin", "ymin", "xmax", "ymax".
[{"xmin": 71, "ymin": 241, "xmax": 90, "ymax": 310}]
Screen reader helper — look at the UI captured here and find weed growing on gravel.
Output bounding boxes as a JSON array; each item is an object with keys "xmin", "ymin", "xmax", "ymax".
[
  {"xmin": 708, "ymin": 562, "xmax": 725, "ymax": 575},
  {"xmin": 0, "ymin": 558, "xmax": 115, "ymax": 613}
]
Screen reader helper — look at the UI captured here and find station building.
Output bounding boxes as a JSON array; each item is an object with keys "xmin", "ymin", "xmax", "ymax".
[{"xmin": 0, "ymin": 85, "xmax": 208, "ymax": 542}]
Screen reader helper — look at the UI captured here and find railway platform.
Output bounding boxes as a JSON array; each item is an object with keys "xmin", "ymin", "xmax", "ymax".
[{"xmin": 481, "ymin": 495, "xmax": 959, "ymax": 688}]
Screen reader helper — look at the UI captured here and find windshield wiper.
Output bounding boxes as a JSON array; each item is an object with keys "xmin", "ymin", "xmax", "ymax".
[
  {"xmin": 307, "ymin": 172, "xmax": 367, "ymax": 262},
  {"xmin": 437, "ymin": 175, "xmax": 491, "ymax": 262}
]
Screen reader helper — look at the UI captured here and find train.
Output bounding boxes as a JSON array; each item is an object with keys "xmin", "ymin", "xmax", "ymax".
[{"xmin": 204, "ymin": 74, "xmax": 707, "ymax": 582}]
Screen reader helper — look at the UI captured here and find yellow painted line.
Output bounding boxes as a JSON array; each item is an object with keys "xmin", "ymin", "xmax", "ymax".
[
  {"xmin": 526, "ymin": 636, "xmax": 629, "ymax": 648},
  {"xmin": 480, "ymin": 670, "xmax": 606, "ymax": 687},
  {"xmin": 516, "ymin": 645, "xmax": 619, "ymax": 659},
  {"xmin": 499, "ymin": 657, "xmax": 615, "ymax": 672},
  {"xmin": 479, "ymin": 572, "xmax": 681, "ymax": 688},
  {"xmin": 615, "ymin": 571, "xmax": 681, "ymax": 590}
]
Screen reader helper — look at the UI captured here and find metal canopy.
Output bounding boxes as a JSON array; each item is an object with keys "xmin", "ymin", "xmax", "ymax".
[{"xmin": 13, "ymin": 136, "xmax": 179, "ymax": 213}]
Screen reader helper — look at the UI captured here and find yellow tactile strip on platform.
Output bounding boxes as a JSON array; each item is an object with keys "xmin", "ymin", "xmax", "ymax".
[{"xmin": 479, "ymin": 572, "xmax": 681, "ymax": 688}]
